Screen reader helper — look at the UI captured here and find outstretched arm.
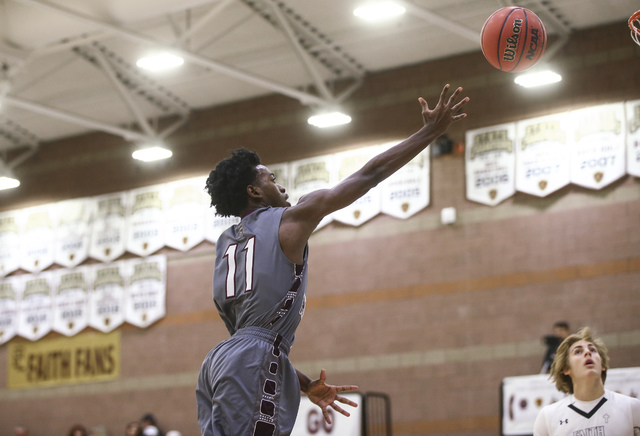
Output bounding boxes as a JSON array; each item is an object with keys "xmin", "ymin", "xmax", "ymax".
[
  {"xmin": 297, "ymin": 369, "xmax": 359, "ymax": 424},
  {"xmin": 279, "ymin": 84, "xmax": 468, "ymax": 262}
]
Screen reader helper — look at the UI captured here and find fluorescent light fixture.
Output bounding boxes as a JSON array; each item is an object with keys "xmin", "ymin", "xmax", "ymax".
[
  {"xmin": 136, "ymin": 53, "xmax": 184, "ymax": 71},
  {"xmin": 0, "ymin": 162, "xmax": 19, "ymax": 190},
  {"xmin": 307, "ymin": 112, "xmax": 352, "ymax": 128},
  {"xmin": 0, "ymin": 176, "xmax": 20, "ymax": 190},
  {"xmin": 132, "ymin": 146, "xmax": 173, "ymax": 162},
  {"xmin": 514, "ymin": 70, "xmax": 562, "ymax": 88},
  {"xmin": 354, "ymin": 2, "xmax": 406, "ymax": 21}
]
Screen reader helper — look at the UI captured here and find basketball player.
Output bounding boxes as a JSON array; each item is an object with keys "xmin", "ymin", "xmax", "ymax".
[
  {"xmin": 196, "ymin": 84, "xmax": 469, "ymax": 436},
  {"xmin": 533, "ymin": 327, "xmax": 640, "ymax": 435}
]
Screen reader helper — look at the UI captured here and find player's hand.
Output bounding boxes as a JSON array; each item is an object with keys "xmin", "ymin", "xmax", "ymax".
[
  {"xmin": 419, "ymin": 84, "xmax": 469, "ymax": 136},
  {"xmin": 306, "ymin": 369, "xmax": 358, "ymax": 424}
]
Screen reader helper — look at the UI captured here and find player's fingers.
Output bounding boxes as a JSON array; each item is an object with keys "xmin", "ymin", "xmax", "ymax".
[
  {"xmin": 438, "ymin": 84, "xmax": 451, "ymax": 106},
  {"xmin": 330, "ymin": 402, "xmax": 350, "ymax": 417},
  {"xmin": 452, "ymin": 96, "xmax": 469, "ymax": 111},
  {"xmin": 336, "ymin": 396, "xmax": 358, "ymax": 407},
  {"xmin": 337, "ymin": 385, "xmax": 358, "ymax": 392},
  {"xmin": 322, "ymin": 408, "xmax": 333, "ymax": 424},
  {"xmin": 447, "ymin": 87, "xmax": 463, "ymax": 106},
  {"xmin": 318, "ymin": 369, "xmax": 327, "ymax": 382}
]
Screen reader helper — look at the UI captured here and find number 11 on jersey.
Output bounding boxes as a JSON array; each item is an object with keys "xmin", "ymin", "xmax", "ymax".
[{"xmin": 223, "ymin": 237, "xmax": 255, "ymax": 298}]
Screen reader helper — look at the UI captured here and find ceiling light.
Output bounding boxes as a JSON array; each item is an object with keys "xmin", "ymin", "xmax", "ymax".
[
  {"xmin": 514, "ymin": 70, "xmax": 562, "ymax": 88},
  {"xmin": 0, "ymin": 162, "xmax": 19, "ymax": 190},
  {"xmin": 132, "ymin": 146, "xmax": 173, "ymax": 162},
  {"xmin": 0, "ymin": 176, "xmax": 20, "ymax": 190},
  {"xmin": 354, "ymin": 2, "xmax": 406, "ymax": 21},
  {"xmin": 307, "ymin": 112, "xmax": 352, "ymax": 128},
  {"xmin": 136, "ymin": 53, "xmax": 184, "ymax": 71}
]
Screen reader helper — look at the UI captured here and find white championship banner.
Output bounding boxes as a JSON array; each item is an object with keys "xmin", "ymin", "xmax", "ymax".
[
  {"xmin": 89, "ymin": 261, "xmax": 127, "ymax": 333},
  {"xmin": 55, "ymin": 198, "xmax": 93, "ymax": 268},
  {"xmin": 126, "ymin": 185, "xmax": 167, "ymax": 257},
  {"xmin": 290, "ymin": 155, "xmax": 336, "ymax": 230},
  {"xmin": 626, "ymin": 99, "xmax": 640, "ymax": 178},
  {"xmin": 18, "ymin": 271, "xmax": 55, "ymax": 341},
  {"xmin": 466, "ymin": 123, "xmax": 516, "ymax": 206},
  {"xmin": 204, "ymin": 207, "xmax": 240, "ymax": 244},
  {"xmin": 52, "ymin": 266, "xmax": 91, "ymax": 337},
  {"xmin": 165, "ymin": 177, "xmax": 207, "ymax": 252},
  {"xmin": 0, "ymin": 274, "xmax": 22, "ymax": 344},
  {"xmin": 332, "ymin": 146, "xmax": 382, "ymax": 226},
  {"xmin": 90, "ymin": 192, "xmax": 128, "ymax": 263},
  {"xmin": 124, "ymin": 255, "xmax": 166, "ymax": 328},
  {"xmin": 20, "ymin": 205, "xmax": 56, "ymax": 273},
  {"xmin": 515, "ymin": 113, "xmax": 571, "ymax": 197},
  {"xmin": 501, "ymin": 367, "xmax": 640, "ymax": 436},
  {"xmin": 381, "ymin": 146, "xmax": 430, "ymax": 219},
  {"xmin": 570, "ymin": 103, "xmax": 626, "ymax": 190},
  {"xmin": 292, "ymin": 392, "xmax": 362, "ymax": 436},
  {"xmin": 0, "ymin": 210, "xmax": 21, "ymax": 277}
]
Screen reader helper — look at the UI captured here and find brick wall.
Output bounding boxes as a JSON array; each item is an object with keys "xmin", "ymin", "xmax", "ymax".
[{"xmin": 1, "ymin": 21, "xmax": 639, "ymax": 436}]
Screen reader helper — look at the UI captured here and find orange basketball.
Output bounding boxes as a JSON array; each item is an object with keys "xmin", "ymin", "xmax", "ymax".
[{"xmin": 481, "ymin": 7, "xmax": 547, "ymax": 73}]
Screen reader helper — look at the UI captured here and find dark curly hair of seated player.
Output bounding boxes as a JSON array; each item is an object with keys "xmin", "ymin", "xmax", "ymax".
[{"xmin": 205, "ymin": 148, "xmax": 261, "ymax": 217}]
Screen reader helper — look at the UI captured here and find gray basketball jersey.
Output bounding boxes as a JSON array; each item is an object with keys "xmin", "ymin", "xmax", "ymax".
[
  {"xmin": 213, "ymin": 206, "xmax": 307, "ymax": 345},
  {"xmin": 197, "ymin": 207, "xmax": 309, "ymax": 436}
]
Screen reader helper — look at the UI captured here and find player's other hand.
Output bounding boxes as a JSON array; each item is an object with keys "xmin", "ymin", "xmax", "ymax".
[{"xmin": 306, "ymin": 369, "xmax": 358, "ymax": 424}]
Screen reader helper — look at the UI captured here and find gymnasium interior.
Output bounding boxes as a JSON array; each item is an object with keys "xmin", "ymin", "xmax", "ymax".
[{"xmin": 0, "ymin": 1, "xmax": 639, "ymax": 435}]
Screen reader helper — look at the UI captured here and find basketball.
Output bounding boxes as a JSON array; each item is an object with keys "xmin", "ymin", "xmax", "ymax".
[{"xmin": 481, "ymin": 7, "xmax": 547, "ymax": 73}]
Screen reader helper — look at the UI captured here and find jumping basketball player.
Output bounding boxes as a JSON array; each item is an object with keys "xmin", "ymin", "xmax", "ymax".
[
  {"xmin": 533, "ymin": 327, "xmax": 640, "ymax": 435},
  {"xmin": 196, "ymin": 84, "xmax": 469, "ymax": 436}
]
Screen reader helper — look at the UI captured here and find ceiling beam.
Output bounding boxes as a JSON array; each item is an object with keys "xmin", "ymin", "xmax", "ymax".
[
  {"xmin": 175, "ymin": 0, "xmax": 235, "ymax": 47},
  {"xmin": 3, "ymin": 95, "xmax": 152, "ymax": 142},
  {"xmin": 12, "ymin": 0, "xmax": 330, "ymax": 106},
  {"xmin": 264, "ymin": 0, "xmax": 334, "ymax": 103},
  {"xmin": 394, "ymin": 0, "xmax": 480, "ymax": 44},
  {"xmin": 88, "ymin": 46, "xmax": 158, "ymax": 138}
]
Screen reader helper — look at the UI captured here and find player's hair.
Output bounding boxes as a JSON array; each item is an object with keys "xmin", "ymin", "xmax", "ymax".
[
  {"xmin": 549, "ymin": 327, "xmax": 609, "ymax": 394},
  {"xmin": 205, "ymin": 148, "xmax": 261, "ymax": 217}
]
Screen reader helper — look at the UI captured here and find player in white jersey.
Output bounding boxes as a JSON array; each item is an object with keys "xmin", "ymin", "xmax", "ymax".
[
  {"xmin": 533, "ymin": 327, "xmax": 640, "ymax": 436},
  {"xmin": 197, "ymin": 84, "xmax": 469, "ymax": 436}
]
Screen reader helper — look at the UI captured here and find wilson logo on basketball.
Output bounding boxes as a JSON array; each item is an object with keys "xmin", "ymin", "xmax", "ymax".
[{"xmin": 503, "ymin": 19, "xmax": 522, "ymax": 62}]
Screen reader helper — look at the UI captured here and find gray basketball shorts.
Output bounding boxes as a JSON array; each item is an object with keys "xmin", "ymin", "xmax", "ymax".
[{"xmin": 196, "ymin": 327, "xmax": 301, "ymax": 436}]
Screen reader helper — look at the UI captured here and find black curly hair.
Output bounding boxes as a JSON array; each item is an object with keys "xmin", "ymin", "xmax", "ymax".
[{"xmin": 205, "ymin": 148, "xmax": 261, "ymax": 217}]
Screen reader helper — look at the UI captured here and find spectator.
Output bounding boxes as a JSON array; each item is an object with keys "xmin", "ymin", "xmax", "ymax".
[
  {"xmin": 68, "ymin": 425, "xmax": 89, "ymax": 436},
  {"xmin": 540, "ymin": 321, "xmax": 570, "ymax": 374},
  {"xmin": 142, "ymin": 428, "xmax": 158, "ymax": 436},
  {"xmin": 88, "ymin": 426, "xmax": 109, "ymax": 436},
  {"xmin": 125, "ymin": 422, "xmax": 142, "ymax": 436},
  {"xmin": 140, "ymin": 413, "xmax": 162, "ymax": 436}
]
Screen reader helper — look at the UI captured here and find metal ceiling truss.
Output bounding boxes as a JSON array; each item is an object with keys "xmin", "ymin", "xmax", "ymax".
[
  {"xmin": 0, "ymin": 117, "xmax": 39, "ymax": 168},
  {"xmin": 11, "ymin": 0, "xmax": 360, "ymax": 107},
  {"xmin": 73, "ymin": 42, "xmax": 190, "ymax": 139},
  {"xmin": 0, "ymin": 0, "xmax": 373, "ymax": 168},
  {"xmin": 244, "ymin": 0, "xmax": 366, "ymax": 77},
  {"xmin": 395, "ymin": 0, "xmax": 481, "ymax": 43}
]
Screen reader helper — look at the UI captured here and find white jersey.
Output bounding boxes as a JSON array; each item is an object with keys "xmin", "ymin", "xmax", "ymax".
[{"xmin": 533, "ymin": 389, "xmax": 640, "ymax": 436}]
